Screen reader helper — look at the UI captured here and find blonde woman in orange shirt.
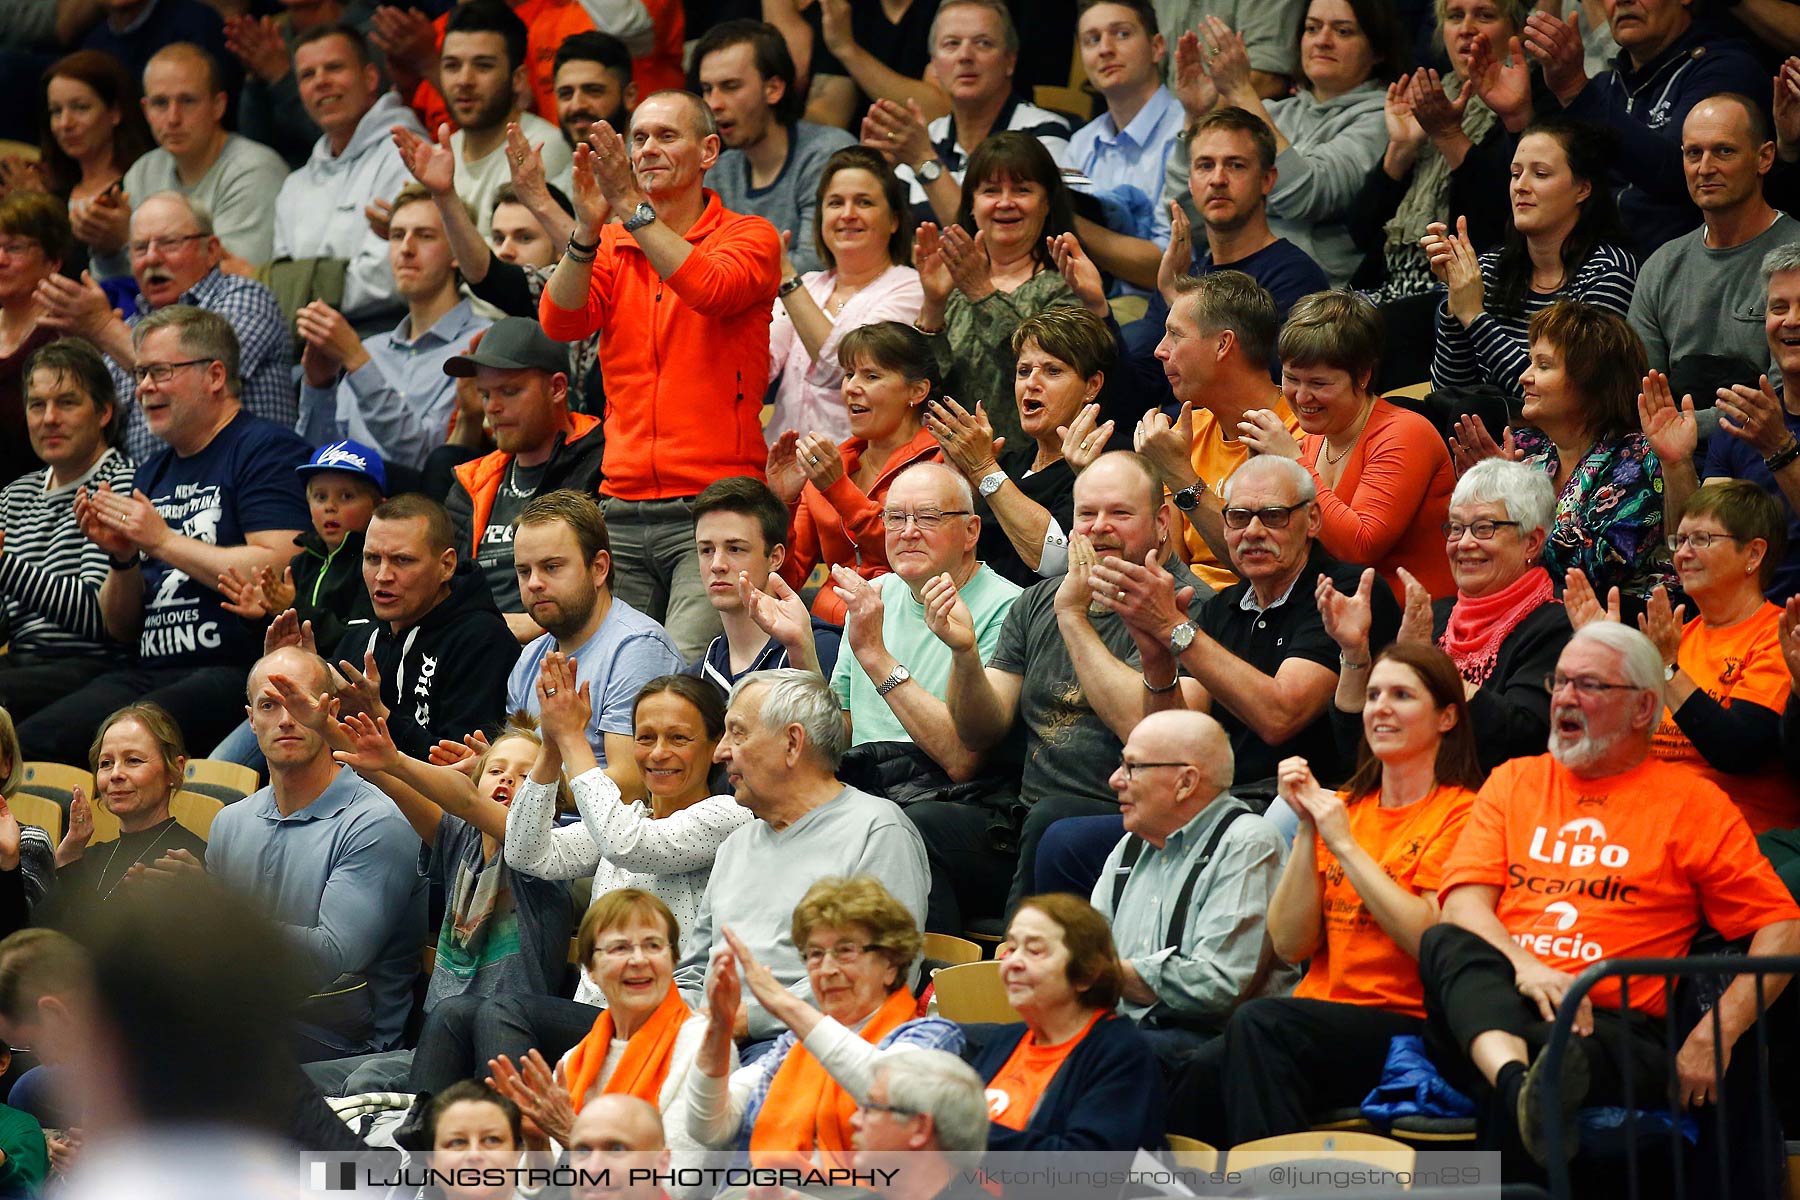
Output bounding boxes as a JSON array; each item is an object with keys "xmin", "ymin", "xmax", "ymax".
[{"xmin": 1166, "ymin": 641, "xmax": 1480, "ymax": 1146}]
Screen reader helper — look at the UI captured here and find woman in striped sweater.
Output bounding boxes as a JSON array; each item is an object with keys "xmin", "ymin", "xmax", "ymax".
[{"xmin": 1425, "ymin": 115, "xmax": 1636, "ymax": 402}]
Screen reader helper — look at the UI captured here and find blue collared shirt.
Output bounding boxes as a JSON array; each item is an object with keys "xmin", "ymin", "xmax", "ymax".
[
  {"xmin": 1068, "ymin": 86, "xmax": 1184, "ymax": 247},
  {"xmin": 298, "ymin": 298, "xmax": 490, "ymax": 469},
  {"xmin": 207, "ymin": 766, "xmax": 426, "ymax": 1053}
]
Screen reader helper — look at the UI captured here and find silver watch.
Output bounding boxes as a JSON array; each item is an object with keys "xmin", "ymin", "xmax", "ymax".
[
  {"xmin": 915, "ymin": 158, "xmax": 945, "ymax": 184},
  {"xmin": 876, "ymin": 665, "xmax": 912, "ymax": 696},
  {"xmin": 622, "ymin": 201, "xmax": 657, "ymax": 232},
  {"xmin": 977, "ymin": 469, "xmax": 1009, "ymax": 498},
  {"xmin": 1167, "ymin": 621, "xmax": 1197, "ymax": 656}
]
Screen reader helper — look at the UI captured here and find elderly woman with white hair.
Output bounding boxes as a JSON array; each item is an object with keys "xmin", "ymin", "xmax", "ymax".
[{"xmin": 1322, "ymin": 457, "xmax": 1570, "ymax": 770}]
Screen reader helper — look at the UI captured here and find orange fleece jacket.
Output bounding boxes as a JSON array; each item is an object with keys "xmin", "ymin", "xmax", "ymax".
[{"xmin": 540, "ymin": 191, "xmax": 780, "ymax": 500}]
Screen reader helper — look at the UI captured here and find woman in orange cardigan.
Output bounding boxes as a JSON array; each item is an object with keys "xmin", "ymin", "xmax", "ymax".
[
  {"xmin": 769, "ymin": 320, "xmax": 943, "ymax": 623},
  {"xmin": 1243, "ymin": 290, "xmax": 1456, "ymax": 602}
]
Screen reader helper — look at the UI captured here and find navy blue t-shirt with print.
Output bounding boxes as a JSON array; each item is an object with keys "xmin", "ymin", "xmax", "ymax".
[{"xmin": 133, "ymin": 412, "xmax": 312, "ymax": 668}]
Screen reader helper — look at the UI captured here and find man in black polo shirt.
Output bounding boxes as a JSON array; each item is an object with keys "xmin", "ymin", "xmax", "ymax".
[{"xmin": 1093, "ymin": 452, "xmax": 1400, "ymax": 791}]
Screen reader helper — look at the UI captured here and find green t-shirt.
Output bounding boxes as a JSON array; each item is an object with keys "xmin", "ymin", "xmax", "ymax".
[
  {"xmin": 0, "ymin": 1103, "xmax": 47, "ymax": 1195},
  {"xmin": 831, "ymin": 567, "xmax": 1022, "ymax": 745}
]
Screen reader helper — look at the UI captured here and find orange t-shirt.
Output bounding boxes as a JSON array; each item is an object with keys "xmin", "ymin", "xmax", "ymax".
[
  {"xmin": 1179, "ymin": 394, "xmax": 1301, "ymax": 592},
  {"xmin": 1298, "ymin": 398, "xmax": 1456, "ymax": 603},
  {"xmin": 1651, "ymin": 603, "xmax": 1796, "ymax": 834},
  {"xmin": 983, "ymin": 1010, "xmax": 1104, "ymax": 1131},
  {"xmin": 1438, "ymin": 754, "xmax": 1800, "ymax": 1015},
  {"xmin": 1292, "ymin": 784, "xmax": 1476, "ymax": 1019},
  {"xmin": 409, "ymin": 0, "xmax": 687, "ymax": 137}
]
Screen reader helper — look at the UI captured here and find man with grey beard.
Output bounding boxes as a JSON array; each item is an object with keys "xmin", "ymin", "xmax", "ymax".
[{"xmin": 1415, "ymin": 622, "xmax": 1800, "ymax": 1171}]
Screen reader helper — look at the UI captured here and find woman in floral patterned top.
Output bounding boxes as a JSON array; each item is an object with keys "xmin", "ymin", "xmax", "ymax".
[{"xmin": 1449, "ymin": 300, "xmax": 1674, "ymax": 601}]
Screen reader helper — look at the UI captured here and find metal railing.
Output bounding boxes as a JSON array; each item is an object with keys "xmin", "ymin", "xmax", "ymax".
[{"xmin": 1535, "ymin": 954, "xmax": 1800, "ymax": 1200}]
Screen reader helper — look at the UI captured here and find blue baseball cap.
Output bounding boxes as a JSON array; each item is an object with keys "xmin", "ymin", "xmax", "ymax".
[{"xmin": 295, "ymin": 440, "xmax": 388, "ymax": 494}]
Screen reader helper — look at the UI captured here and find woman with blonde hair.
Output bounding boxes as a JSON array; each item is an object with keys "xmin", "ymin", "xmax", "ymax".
[{"xmin": 56, "ymin": 701, "xmax": 207, "ymax": 899}]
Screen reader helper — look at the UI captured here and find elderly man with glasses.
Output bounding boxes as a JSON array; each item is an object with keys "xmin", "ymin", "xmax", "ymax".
[
  {"xmin": 1416, "ymin": 621, "xmax": 1800, "ymax": 1170},
  {"xmin": 1092, "ymin": 708, "xmax": 1294, "ymax": 1067},
  {"xmin": 34, "ymin": 190, "xmax": 294, "ymax": 464},
  {"xmin": 742, "ymin": 461, "xmax": 1023, "ymax": 798},
  {"xmin": 1097, "ymin": 452, "xmax": 1399, "ymax": 798}
]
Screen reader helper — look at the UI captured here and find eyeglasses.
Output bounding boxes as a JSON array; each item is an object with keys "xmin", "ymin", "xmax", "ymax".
[
  {"xmin": 860, "ymin": 1101, "xmax": 920, "ymax": 1118},
  {"xmin": 1666, "ymin": 531, "xmax": 1744, "ymax": 552},
  {"xmin": 0, "ymin": 238, "xmax": 40, "ymax": 258},
  {"xmin": 1443, "ymin": 519, "xmax": 1521, "ymax": 541},
  {"xmin": 880, "ymin": 507, "xmax": 972, "ymax": 531},
  {"xmin": 802, "ymin": 941, "xmax": 882, "ymax": 967},
  {"xmin": 127, "ymin": 233, "xmax": 209, "ymax": 258},
  {"xmin": 1118, "ymin": 760, "xmax": 1197, "ymax": 781},
  {"xmin": 1543, "ymin": 673, "xmax": 1643, "ymax": 696},
  {"xmin": 1222, "ymin": 503, "xmax": 1308, "ymax": 530},
  {"xmin": 132, "ymin": 358, "xmax": 214, "ymax": 384},
  {"xmin": 595, "ymin": 937, "xmax": 669, "ymax": 960}
]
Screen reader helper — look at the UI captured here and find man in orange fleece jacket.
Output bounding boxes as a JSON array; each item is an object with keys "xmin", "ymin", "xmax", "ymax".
[{"xmin": 540, "ymin": 88, "xmax": 781, "ymax": 661}]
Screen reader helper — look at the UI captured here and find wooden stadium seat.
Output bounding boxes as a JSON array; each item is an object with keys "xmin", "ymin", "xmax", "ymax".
[
  {"xmin": 1384, "ymin": 380, "xmax": 1433, "ymax": 402},
  {"xmin": 1165, "ymin": 1134, "xmax": 1219, "ymax": 1171},
  {"xmin": 922, "ymin": 932, "xmax": 983, "ymax": 967},
  {"xmin": 183, "ymin": 759, "xmax": 259, "ymax": 802},
  {"xmin": 929, "ymin": 961, "xmax": 1020, "ymax": 1023},
  {"xmin": 17, "ymin": 763, "xmax": 92, "ymax": 811},
  {"xmin": 169, "ymin": 790, "xmax": 224, "ymax": 841},
  {"xmin": 1226, "ymin": 1130, "xmax": 1416, "ymax": 1175},
  {"xmin": 7, "ymin": 792, "xmax": 62, "ymax": 845},
  {"xmin": 1390, "ymin": 1114, "xmax": 1478, "ymax": 1144}
]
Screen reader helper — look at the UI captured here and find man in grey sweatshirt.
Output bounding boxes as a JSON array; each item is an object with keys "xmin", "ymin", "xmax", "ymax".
[{"xmin": 673, "ymin": 668, "xmax": 931, "ymax": 1044}]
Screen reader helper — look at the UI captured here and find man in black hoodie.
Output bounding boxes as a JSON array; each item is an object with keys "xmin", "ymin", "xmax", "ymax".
[{"xmin": 330, "ymin": 492, "xmax": 518, "ymax": 755}]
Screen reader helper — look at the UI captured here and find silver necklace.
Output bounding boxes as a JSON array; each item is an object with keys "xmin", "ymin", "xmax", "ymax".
[{"xmin": 95, "ymin": 819, "xmax": 178, "ymax": 901}]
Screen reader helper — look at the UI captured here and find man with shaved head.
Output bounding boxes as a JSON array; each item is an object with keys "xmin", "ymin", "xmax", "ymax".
[
  {"xmin": 567, "ymin": 1094, "xmax": 670, "ymax": 1200},
  {"xmin": 204, "ymin": 643, "xmax": 426, "ymax": 1061},
  {"xmin": 1092, "ymin": 708, "xmax": 1292, "ymax": 1064},
  {"xmin": 541, "ymin": 89, "xmax": 781, "ymax": 661},
  {"xmin": 908, "ymin": 451, "xmax": 1212, "ymax": 931},
  {"xmin": 118, "ymin": 42, "xmax": 287, "ymax": 269}
]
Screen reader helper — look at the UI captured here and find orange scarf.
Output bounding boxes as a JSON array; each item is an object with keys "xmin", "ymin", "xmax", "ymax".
[
  {"xmin": 749, "ymin": 988, "xmax": 917, "ymax": 1170},
  {"xmin": 564, "ymin": 986, "xmax": 692, "ymax": 1113}
]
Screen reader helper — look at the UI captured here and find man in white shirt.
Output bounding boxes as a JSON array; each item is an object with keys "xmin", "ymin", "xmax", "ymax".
[{"xmin": 441, "ymin": 0, "xmax": 574, "ymax": 237}]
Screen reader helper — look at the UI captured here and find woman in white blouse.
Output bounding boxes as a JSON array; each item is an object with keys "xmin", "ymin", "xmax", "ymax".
[
  {"xmin": 766, "ymin": 146, "xmax": 924, "ymax": 444},
  {"xmin": 505, "ymin": 664, "xmax": 752, "ymax": 1008}
]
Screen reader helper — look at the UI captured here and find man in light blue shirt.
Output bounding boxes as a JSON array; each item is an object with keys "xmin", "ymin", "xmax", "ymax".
[
  {"xmin": 1067, "ymin": 0, "xmax": 1184, "ymax": 294},
  {"xmin": 207, "ymin": 645, "xmax": 426, "ymax": 1060},
  {"xmin": 505, "ymin": 490, "xmax": 685, "ymax": 792},
  {"xmin": 297, "ymin": 184, "xmax": 490, "ymax": 471}
]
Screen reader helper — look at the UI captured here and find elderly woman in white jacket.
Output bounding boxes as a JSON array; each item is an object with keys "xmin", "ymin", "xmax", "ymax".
[{"xmin": 1162, "ymin": 0, "xmax": 1404, "ymax": 285}]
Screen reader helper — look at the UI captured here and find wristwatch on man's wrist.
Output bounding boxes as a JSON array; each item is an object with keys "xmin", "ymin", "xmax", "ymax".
[
  {"xmin": 1171, "ymin": 480, "xmax": 1205, "ymax": 511},
  {"xmin": 876, "ymin": 665, "xmax": 912, "ymax": 697},
  {"xmin": 915, "ymin": 158, "xmax": 945, "ymax": 184},
  {"xmin": 1167, "ymin": 621, "xmax": 1197, "ymax": 657},
  {"xmin": 622, "ymin": 201, "xmax": 658, "ymax": 232}
]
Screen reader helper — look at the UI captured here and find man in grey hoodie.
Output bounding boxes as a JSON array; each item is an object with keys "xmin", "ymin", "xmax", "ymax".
[{"xmin": 272, "ymin": 23, "xmax": 424, "ymax": 329}]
